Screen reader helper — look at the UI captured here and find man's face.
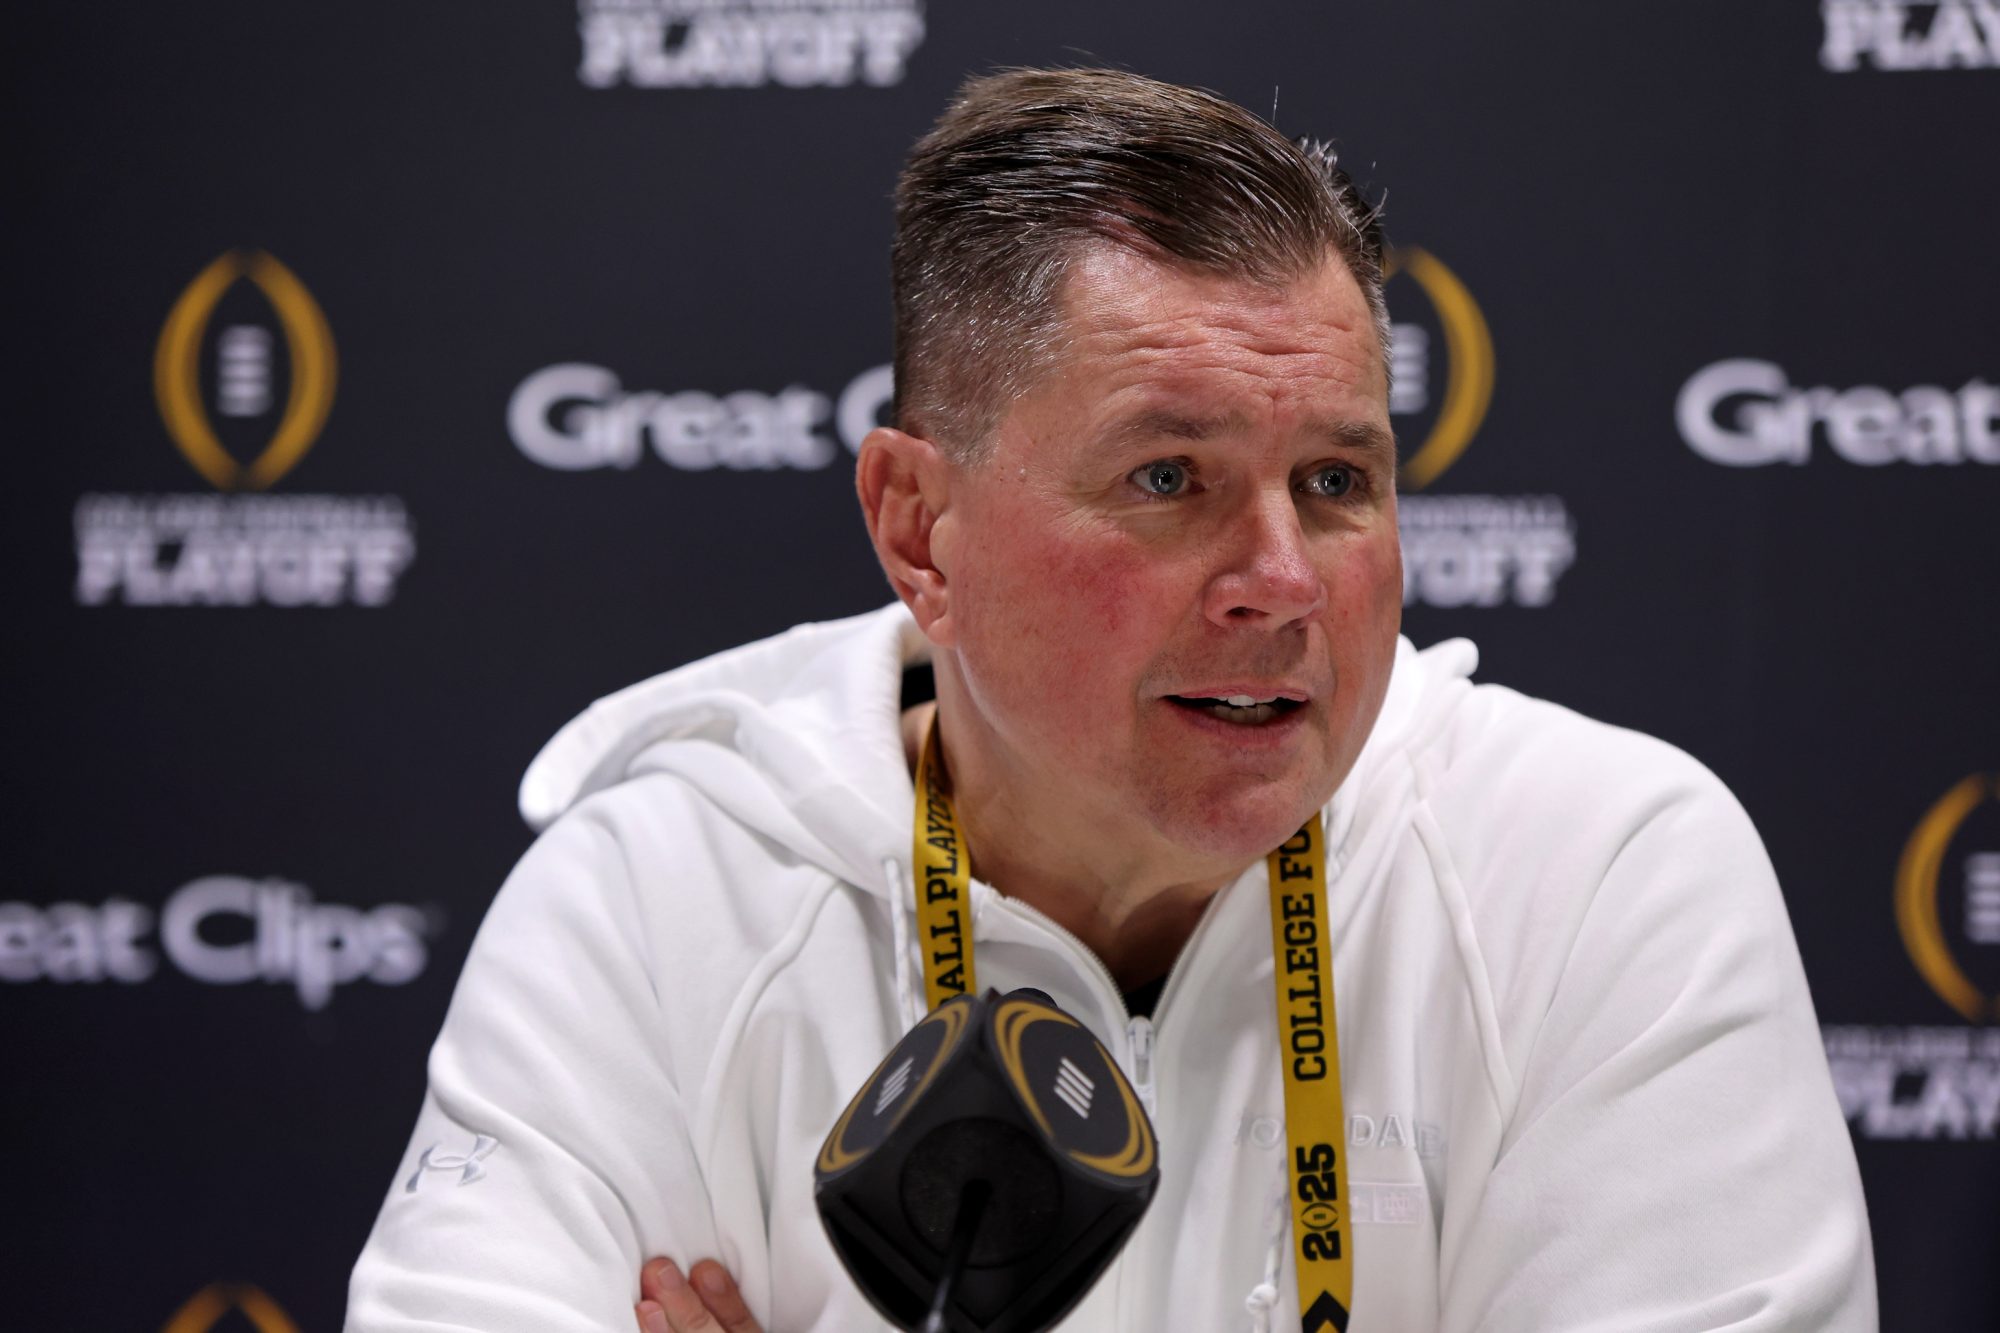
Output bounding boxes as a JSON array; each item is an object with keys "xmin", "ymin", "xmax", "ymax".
[{"xmin": 929, "ymin": 244, "xmax": 1403, "ymax": 870}]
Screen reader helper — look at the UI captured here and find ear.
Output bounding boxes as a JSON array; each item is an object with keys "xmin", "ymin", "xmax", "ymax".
[{"xmin": 856, "ymin": 426, "xmax": 958, "ymax": 645}]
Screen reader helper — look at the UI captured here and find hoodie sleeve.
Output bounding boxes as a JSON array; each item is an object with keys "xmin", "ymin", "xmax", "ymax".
[
  {"xmin": 1435, "ymin": 754, "xmax": 1877, "ymax": 1332},
  {"xmin": 345, "ymin": 805, "xmax": 716, "ymax": 1332}
]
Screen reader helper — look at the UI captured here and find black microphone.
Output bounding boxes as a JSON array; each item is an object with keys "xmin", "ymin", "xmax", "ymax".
[{"xmin": 814, "ymin": 988, "xmax": 1160, "ymax": 1333}]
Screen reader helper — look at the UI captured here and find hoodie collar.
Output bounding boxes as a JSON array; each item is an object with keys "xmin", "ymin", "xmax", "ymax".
[{"xmin": 518, "ymin": 603, "xmax": 1475, "ymax": 901}]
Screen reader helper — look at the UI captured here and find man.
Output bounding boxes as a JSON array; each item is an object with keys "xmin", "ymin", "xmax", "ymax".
[{"xmin": 347, "ymin": 69, "xmax": 1875, "ymax": 1332}]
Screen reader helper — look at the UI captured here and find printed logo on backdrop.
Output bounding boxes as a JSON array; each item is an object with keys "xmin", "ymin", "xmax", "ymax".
[
  {"xmin": 162, "ymin": 1283, "xmax": 300, "ymax": 1333},
  {"xmin": 1821, "ymin": 1, "xmax": 2000, "ymax": 72},
  {"xmin": 1386, "ymin": 247, "xmax": 1576, "ymax": 610},
  {"xmin": 1676, "ymin": 359, "xmax": 2000, "ymax": 466},
  {"xmin": 0, "ymin": 877, "xmax": 441, "ymax": 1012},
  {"xmin": 1896, "ymin": 774, "xmax": 2000, "ymax": 1024},
  {"xmin": 73, "ymin": 251, "xmax": 416, "ymax": 608},
  {"xmin": 510, "ymin": 252, "xmax": 1577, "ymax": 610},
  {"xmin": 578, "ymin": 0, "xmax": 926, "ymax": 89},
  {"xmin": 509, "ymin": 361, "xmax": 894, "ymax": 471},
  {"xmin": 1823, "ymin": 773, "xmax": 2000, "ymax": 1141}
]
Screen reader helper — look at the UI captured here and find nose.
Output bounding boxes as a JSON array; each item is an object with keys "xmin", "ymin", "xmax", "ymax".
[{"xmin": 1201, "ymin": 487, "xmax": 1328, "ymax": 629}]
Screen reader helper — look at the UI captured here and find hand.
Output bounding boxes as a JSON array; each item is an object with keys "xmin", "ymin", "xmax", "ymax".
[{"xmin": 635, "ymin": 1257, "xmax": 764, "ymax": 1333}]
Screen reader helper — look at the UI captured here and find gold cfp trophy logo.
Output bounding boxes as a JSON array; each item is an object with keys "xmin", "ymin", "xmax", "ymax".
[
  {"xmin": 154, "ymin": 251, "xmax": 337, "ymax": 491},
  {"xmin": 1384, "ymin": 247, "xmax": 1494, "ymax": 491},
  {"xmin": 1896, "ymin": 774, "xmax": 2000, "ymax": 1023},
  {"xmin": 161, "ymin": 1282, "xmax": 301, "ymax": 1333}
]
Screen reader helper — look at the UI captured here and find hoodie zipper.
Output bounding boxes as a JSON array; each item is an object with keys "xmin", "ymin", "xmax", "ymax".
[
  {"xmin": 982, "ymin": 893, "xmax": 1157, "ymax": 1114},
  {"xmin": 1125, "ymin": 1014, "xmax": 1156, "ymax": 1113},
  {"xmin": 984, "ymin": 877, "xmax": 1233, "ymax": 1104},
  {"xmin": 976, "ymin": 892, "xmax": 1134, "ymax": 1333},
  {"xmin": 981, "ymin": 879, "xmax": 1242, "ymax": 1333},
  {"xmin": 984, "ymin": 891, "xmax": 1131, "ymax": 1022}
]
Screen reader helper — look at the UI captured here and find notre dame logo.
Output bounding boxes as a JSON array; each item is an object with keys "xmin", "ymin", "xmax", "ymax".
[
  {"xmin": 1383, "ymin": 247, "xmax": 1494, "ymax": 491},
  {"xmin": 154, "ymin": 251, "xmax": 337, "ymax": 492},
  {"xmin": 161, "ymin": 1282, "xmax": 300, "ymax": 1333},
  {"xmin": 1896, "ymin": 774, "xmax": 2000, "ymax": 1023}
]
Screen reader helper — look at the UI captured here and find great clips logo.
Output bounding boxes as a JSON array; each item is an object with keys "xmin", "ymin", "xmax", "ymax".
[
  {"xmin": 0, "ymin": 876, "xmax": 441, "ymax": 1011},
  {"xmin": 508, "ymin": 361, "xmax": 892, "ymax": 472},
  {"xmin": 1677, "ymin": 359, "xmax": 1999, "ymax": 467}
]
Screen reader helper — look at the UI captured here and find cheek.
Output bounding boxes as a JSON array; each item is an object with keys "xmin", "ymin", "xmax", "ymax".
[
  {"xmin": 956, "ymin": 509, "xmax": 1163, "ymax": 697},
  {"xmin": 1319, "ymin": 534, "xmax": 1403, "ymax": 732},
  {"xmin": 1327, "ymin": 533, "xmax": 1404, "ymax": 633},
  {"xmin": 1044, "ymin": 540, "xmax": 1148, "ymax": 646}
]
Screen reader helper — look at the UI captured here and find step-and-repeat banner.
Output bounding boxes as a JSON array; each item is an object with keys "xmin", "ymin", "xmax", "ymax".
[{"xmin": 8, "ymin": 2, "xmax": 1995, "ymax": 1328}]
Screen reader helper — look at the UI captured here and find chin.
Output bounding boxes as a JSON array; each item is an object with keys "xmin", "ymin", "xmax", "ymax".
[{"xmin": 1147, "ymin": 779, "xmax": 1329, "ymax": 868}]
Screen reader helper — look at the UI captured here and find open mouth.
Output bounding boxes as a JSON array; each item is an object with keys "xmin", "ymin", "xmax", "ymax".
[{"xmin": 1165, "ymin": 694, "xmax": 1306, "ymax": 726}]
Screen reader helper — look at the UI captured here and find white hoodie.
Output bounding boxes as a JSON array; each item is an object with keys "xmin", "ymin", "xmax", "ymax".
[{"xmin": 346, "ymin": 604, "xmax": 1875, "ymax": 1332}]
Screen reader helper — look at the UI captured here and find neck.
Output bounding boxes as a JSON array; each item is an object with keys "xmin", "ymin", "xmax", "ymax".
[{"xmin": 901, "ymin": 697, "xmax": 1246, "ymax": 994}]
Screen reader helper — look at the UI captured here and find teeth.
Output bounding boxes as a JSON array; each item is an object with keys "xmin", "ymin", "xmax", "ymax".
[
  {"xmin": 1202, "ymin": 698, "xmax": 1277, "ymax": 724},
  {"xmin": 1167, "ymin": 693, "xmax": 1300, "ymax": 723}
]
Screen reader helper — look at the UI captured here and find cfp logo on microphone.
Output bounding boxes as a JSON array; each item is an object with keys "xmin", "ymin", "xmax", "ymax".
[
  {"xmin": 406, "ymin": 1133, "xmax": 500, "ymax": 1192},
  {"xmin": 874, "ymin": 1056, "xmax": 916, "ymax": 1115},
  {"xmin": 1053, "ymin": 1056, "xmax": 1097, "ymax": 1119}
]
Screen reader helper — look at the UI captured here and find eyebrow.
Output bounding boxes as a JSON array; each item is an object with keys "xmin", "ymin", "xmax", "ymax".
[
  {"xmin": 1097, "ymin": 409, "xmax": 1398, "ymax": 462},
  {"xmin": 1311, "ymin": 418, "xmax": 1399, "ymax": 461}
]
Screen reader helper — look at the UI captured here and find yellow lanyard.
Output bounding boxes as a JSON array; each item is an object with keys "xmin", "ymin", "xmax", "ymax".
[{"xmin": 911, "ymin": 721, "xmax": 1352, "ymax": 1330}]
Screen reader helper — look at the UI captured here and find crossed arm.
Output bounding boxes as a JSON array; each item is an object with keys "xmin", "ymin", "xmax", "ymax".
[{"xmin": 635, "ymin": 1258, "xmax": 761, "ymax": 1333}]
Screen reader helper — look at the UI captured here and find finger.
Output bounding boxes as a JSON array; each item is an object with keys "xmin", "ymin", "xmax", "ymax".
[
  {"xmin": 635, "ymin": 1299, "xmax": 670, "ymax": 1333},
  {"xmin": 645, "ymin": 1259, "xmax": 722, "ymax": 1332},
  {"xmin": 640, "ymin": 1258, "xmax": 679, "ymax": 1308},
  {"xmin": 688, "ymin": 1259, "xmax": 762, "ymax": 1333}
]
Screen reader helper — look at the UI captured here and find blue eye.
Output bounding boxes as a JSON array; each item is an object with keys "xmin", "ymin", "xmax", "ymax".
[
  {"xmin": 1303, "ymin": 466, "xmax": 1355, "ymax": 498},
  {"xmin": 1133, "ymin": 460, "xmax": 1192, "ymax": 496}
]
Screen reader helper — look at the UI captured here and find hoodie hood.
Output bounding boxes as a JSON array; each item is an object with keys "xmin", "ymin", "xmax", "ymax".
[
  {"xmin": 521, "ymin": 604, "xmax": 928, "ymax": 899},
  {"xmin": 520, "ymin": 602, "xmax": 1478, "ymax": 901}
]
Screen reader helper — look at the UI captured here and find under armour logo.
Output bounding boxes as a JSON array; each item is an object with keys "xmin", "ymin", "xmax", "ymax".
[{"xmin": 406, "ymin": 1134, "xmax": 499, "ymax": 1192}]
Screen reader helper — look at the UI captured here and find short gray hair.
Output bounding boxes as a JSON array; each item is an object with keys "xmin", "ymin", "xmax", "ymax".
[{"xmin": 891, "ymin": 67, "xmax": 1389, "ymax": 460}]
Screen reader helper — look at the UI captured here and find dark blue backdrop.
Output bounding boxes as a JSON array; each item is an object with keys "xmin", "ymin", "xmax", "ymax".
[{"xmin": 7, "ymin": 2, "xmax": 1996, "ymax": 1328}]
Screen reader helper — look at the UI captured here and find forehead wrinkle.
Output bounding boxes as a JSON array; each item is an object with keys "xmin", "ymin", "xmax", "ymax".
[
  {"xmin": 1059, "ymin": 247, "xmax": 1374, "ymax": 353},
  {"xmin": 1060, "ymin": 297, "xmax": 1381, "ymax": 414},
  {"xmin": 1070, "ymin": 328, "xmax": 1376, "ymax": 407},
  {"xmin": 1068, "ymin": 304, "xmax": 1367, "ymax": 365},
  {"xmin": 1063, "ymin": 337, "xmax": 1384, "ymax": 449},
  {"xmin": 1032, "ymin": 249, "xmax": 1391, "ymax": 470}
]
